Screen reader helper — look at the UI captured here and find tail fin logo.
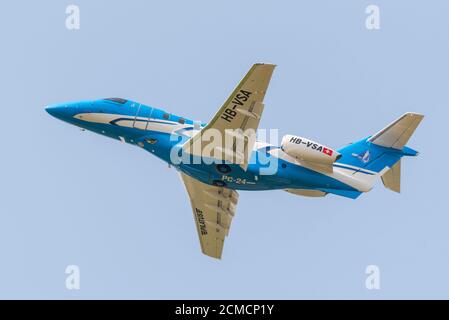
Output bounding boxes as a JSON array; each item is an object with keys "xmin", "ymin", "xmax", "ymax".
[{"xmin": 352, "ymin": 150, "xmax": 370, "ymax": 163}]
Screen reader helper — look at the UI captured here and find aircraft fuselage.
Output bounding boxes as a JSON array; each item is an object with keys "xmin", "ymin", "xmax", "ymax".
[{"xmin": 46, "ymin": 98, "xmax": 362, "ymax": 194}]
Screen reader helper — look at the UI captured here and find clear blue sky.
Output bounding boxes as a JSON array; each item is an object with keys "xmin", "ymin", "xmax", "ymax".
[{"xmin": 0, "ymin": 1, "xmax": 448, "ymax": 299}]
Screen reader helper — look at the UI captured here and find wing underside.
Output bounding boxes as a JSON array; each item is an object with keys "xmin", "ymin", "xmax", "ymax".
[
  {"xmin": 183, "ymin": 63, "xmax": 276, "ymax": 170},
  {"xmin": 178, "ymin": 64, "xmax": 275, "ymax": 258},
  {"xmin": 180, "ymin": 172, "xmax": 239, "ymax": 259}
]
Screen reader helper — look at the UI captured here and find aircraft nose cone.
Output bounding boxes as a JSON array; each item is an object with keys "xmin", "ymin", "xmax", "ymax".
[{"xmin": 45, "ymin": 104, "xmax": 67, "ymax": 120}]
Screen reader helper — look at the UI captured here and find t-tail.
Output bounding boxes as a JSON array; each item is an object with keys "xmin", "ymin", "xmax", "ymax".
[{"xmin": 336, "ymin": 112, "xmax": 424, "ymax": 193}]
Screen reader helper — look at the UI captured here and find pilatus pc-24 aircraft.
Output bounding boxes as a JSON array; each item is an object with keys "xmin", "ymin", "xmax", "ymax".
[{"xmin": 46, "ymin": 64, "xmax": 424, "ymax": 259}]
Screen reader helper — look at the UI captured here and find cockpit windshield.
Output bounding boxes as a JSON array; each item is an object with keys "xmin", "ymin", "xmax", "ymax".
[{"xmin": 103, "ymin": 98, "xmax": 128, "ymax": 104}]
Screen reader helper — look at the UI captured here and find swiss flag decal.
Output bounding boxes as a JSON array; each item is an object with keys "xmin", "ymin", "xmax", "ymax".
[{"xmin": 323, "ymin": 148, "xmax": 333, "ymax": 156}]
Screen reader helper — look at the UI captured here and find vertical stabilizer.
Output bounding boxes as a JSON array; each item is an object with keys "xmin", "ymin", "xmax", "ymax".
[{"xmin": 336, "ymin": 113, "xmax": 423, "ymax": 193}]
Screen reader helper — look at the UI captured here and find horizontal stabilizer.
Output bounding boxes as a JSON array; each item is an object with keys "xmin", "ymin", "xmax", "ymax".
[
  {"xmin": 381, "ymin": 160, "xmax": 401, "ymax": 193},
  {"xmin": 369, "ymin": 113, "xmax": 424, "ymax": 149}
]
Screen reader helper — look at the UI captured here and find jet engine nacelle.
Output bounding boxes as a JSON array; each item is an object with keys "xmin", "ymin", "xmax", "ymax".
[{"xmin": 281, "ymin": 135, "xmax": 341, "ymax": 165}]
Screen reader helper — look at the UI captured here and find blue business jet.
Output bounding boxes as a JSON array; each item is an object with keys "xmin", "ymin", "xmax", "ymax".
[{"xmin": 46, "ymin": 64, "xmax": 424, "ymax": 259}]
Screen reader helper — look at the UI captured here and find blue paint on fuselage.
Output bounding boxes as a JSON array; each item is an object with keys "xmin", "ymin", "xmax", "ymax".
[{"xmin": 46, "ymin": 98, "xmax": 362, "ymax": 194}]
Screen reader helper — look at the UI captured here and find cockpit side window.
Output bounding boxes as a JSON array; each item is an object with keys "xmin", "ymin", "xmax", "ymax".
[{"xmin": 104, "ymin": 98, "xmax": 128, "ymax": 104}]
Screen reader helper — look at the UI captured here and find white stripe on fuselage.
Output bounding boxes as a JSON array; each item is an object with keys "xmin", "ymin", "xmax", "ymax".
[{"xmin": 73, "ymin": 112, "xmax": 193, "ymax": 134}]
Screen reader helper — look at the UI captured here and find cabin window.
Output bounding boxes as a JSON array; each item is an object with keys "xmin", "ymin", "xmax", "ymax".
[
  {"xmin": 163, "ymin": 113, "xmax": 170, "ymax": 120},
  {"xmin": 178, "ymin": 118, "xmax": 185, "ymax": 124}
]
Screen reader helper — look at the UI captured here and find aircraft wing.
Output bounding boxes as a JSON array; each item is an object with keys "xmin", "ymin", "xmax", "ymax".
[
  {"xmin": 183, "ymin": 63, "xmax": 276, "ymax": 170},
  {"xmin": 180, "ymin": 172, "xmax": 239, "ymax": 259}
]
